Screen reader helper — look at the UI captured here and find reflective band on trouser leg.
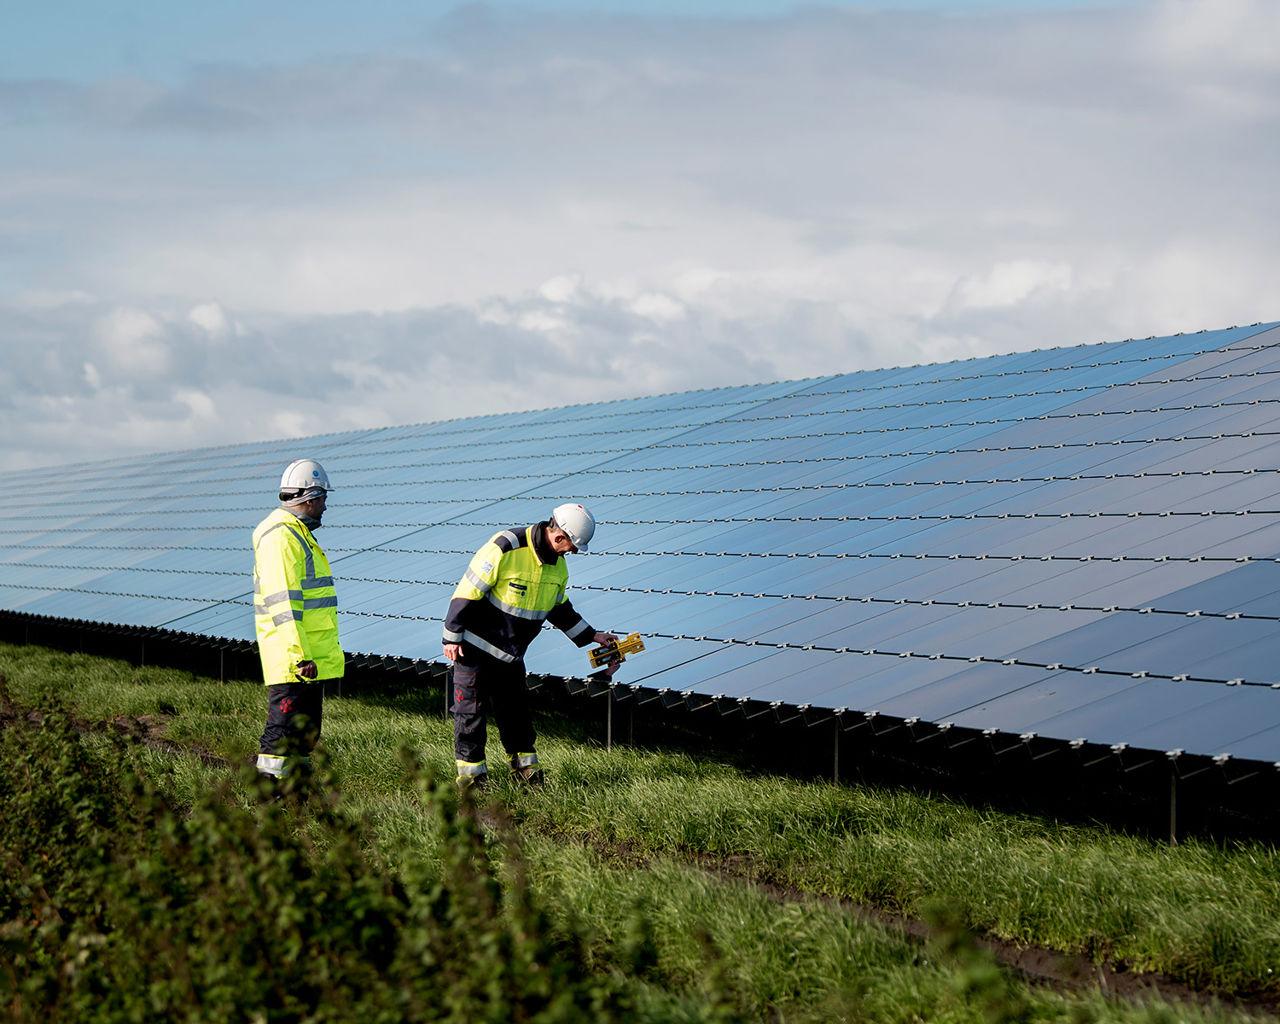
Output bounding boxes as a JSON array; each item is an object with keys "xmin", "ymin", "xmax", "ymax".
[
  {"xmin": 257, "ymin": 754, "xmax": 286, "ymax": 778},
  {"xmin": 257, "ymin": 754, "xmax": 311, "ymax": 778},
  {"xmin": 512, "ymin": 752, "xmax": 539, "ymax": 769},
  {"xmin": 456, "ymin": 759, "xmax": 488, "ymax": 779}
]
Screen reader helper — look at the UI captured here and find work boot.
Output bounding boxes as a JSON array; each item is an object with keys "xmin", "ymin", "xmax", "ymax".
[
  {"xmin": 510, "ymin": 752, "xmax": 544, "ymax": 786},
  {"xmin": 456, "ymin": 771, "xmax": 489, "ymax": 792},
  {"xmin": 455, "ymin": 759, "xmax": 488, "ymax": 792}
]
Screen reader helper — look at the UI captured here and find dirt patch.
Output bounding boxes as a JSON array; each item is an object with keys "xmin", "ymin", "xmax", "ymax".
[
  {"xmin": 102, "ymin": 713, "xmax": 231, "ymax": 768},
  {"xmin": 0, "ymin": 686, "xmax": 230, "ymax": 770}
]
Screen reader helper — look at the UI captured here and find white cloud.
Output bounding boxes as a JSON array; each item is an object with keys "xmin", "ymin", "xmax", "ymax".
[
  {"xmin": 1147, "ymin": 0, "xmax": 1280, "ymax": 72},
  {"xmin": 516, "ymin": 309, "xmax": 572, "ymax": 335},
  {"xmin": 629, "ymin": 292, "xmax": 685, "ymax": 323},
  {"xmin": 950, "ymin": 261, "xmax": 1075, "ymax": 311},
  {"xmin": 0, "ymin": 270, "xmax": 1274, "ymax": 475},
  {"xmin": 268, "ymin": 410, "xmax": 311, "ymax": 439},
  {"xmin": 538, "ymin": 274, "xmax": 581, "ymax": 304},
  {"xmin": 0, "ymin": 2, "xmax": 1276, "ymax": 472},
  {"xmin": 188, "ymin": 301, "xmax": 230, "ymax": 337},
  {"xmin": 94, "ymin": 307, "xmax": 171, "ymax": 376}
]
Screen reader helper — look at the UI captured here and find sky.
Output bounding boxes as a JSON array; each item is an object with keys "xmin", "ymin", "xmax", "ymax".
[{"xmin": 1, "ymin": 0, "xmax": 1276, "ymax": 473}]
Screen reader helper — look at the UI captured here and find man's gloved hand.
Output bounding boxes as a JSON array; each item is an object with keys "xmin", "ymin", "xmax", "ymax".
[
  {"xmin": 295, "ymin": 659, "xmax": 318, "ymax": 680},
  {"xmin": 592, "ymin": 631, "xmax": 622, "ymax": 672}
]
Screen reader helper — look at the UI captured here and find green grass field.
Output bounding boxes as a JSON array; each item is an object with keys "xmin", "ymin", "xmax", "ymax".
[{"xmin": 2, "ymin": 640, "xmax": 1278, "ymax": 1023}]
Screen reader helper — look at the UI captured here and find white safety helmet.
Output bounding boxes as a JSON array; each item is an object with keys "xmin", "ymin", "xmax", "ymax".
[
  {"xmin": 279, "ymin": 459, "xmax": 332, "ymax": 497},
  {"xmin": 551, "ymin": 502, "xmax": 595, "ymax": 553}
]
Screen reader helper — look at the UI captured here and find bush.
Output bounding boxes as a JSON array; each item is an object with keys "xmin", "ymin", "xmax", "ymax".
[{"xmin": 0, "ymin": 682, "xmax": 631, "ymax": 1023}]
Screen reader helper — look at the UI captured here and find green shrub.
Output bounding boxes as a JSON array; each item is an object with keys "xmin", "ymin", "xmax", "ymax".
[{"xmin": 0, "ymin": 687, "xmax": 631, "ymax": 1023}]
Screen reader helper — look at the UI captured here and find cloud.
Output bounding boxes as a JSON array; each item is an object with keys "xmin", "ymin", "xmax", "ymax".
[
  {"xmin": 1146, "ymin": 0, "xmax": 1280, "ymax": 72},
  {"xmin": 0, "ymin": 1, "xmax": 1276, "ymax": 472},
  {"xmin": 949, "ymin": 261, "xmax": 1074, "ymax": 312},
  {"xmin": 187, "ymin": 301, "xmax": 232, "ymax": 337},
  {"xmin": 95, "ymin": 307, "xmax": 171, "ymax": 374},
  {"xmin": 538, "ymin": 274, "xmax": 581, "ymax": 304},
  {"xmin": 3, "ymin": 262, "xmax": 1272, "ymax": 474}
]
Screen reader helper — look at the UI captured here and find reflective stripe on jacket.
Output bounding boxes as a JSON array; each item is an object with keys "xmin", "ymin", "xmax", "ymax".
[
  {"xmin": 443, "ymin": 524, "xmax": 593, "ymax": 663},
  {"xmin": 252, "ymin": 508, "xmax": 343, "ymax": 685}
]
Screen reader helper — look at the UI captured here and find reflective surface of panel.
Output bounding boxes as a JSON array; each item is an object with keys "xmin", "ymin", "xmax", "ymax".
[{"xmin": 4, "ymin": 322, "xmax": 1280, "ymax": 763}]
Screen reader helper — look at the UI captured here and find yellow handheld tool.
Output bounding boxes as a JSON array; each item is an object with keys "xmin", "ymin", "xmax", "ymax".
[{"xmin": 588, "ymin": 632, "xmax": 646, "ymax": 669}]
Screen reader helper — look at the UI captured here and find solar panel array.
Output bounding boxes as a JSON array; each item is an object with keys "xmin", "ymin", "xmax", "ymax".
[{"xmin": 4, "ymin": 321, "xmax": 1280, "ymax": 766}]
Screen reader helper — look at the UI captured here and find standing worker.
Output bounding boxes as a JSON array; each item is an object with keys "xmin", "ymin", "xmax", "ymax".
[
  {"xmin": 442, "ymin": 503, "xmax": 617, "ymax": 788},
  {"xmin": 253, "ymin": 459, "xmax": 343, "ymax": 780}
]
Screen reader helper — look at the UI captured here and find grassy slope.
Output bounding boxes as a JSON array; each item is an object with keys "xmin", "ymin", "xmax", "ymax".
[{"xmin": 2, "ymin": 641, "xmax": 1277, "ymax": 1022}]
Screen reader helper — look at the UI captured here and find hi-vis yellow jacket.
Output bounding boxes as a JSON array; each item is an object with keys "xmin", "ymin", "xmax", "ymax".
[
  {"xmin": 252, "ymin": 508, "xmax": 343, "ymax": 684},
  {"xmin": 443, "ymin": 524, "xmax": 594, "ymax": 664}
]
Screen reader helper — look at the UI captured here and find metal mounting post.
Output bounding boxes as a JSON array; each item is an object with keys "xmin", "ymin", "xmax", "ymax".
[
  {"xmin": 1170, "ymin": 767, "xmax": 1178, "ymax": 846},
  {"xmin": 833, "ymin": 719, "xmax": 840, "ymax": 783},
  {"xmin": 606, "ymin": 688, "xmax": 614, "ymax": 751}
]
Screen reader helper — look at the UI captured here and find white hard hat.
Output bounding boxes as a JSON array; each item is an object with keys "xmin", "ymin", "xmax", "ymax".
[
  {"xmin": 279, "ymin": 459, "xmax": 332, "ymax": 494},
  {"xmin": 551, "ymin": 502, "xmax": 595, "ymax": 553}
]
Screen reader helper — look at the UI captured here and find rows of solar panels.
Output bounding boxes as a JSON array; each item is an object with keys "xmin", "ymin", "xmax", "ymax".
[{"xmin": 3, "ymin": 321, "xmax": 1280, "ymax": 766}]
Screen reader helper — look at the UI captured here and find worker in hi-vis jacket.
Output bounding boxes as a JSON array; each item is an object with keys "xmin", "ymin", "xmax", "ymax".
[
  {"xmin": 442, "ymin": 503, "xmax": 617, "ymax": 788},
  {"xmin": 252, "ymin": 459, "xmax": 342, "ymax": 780}
]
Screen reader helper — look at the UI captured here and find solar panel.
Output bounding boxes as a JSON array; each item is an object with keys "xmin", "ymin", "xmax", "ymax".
[{"xmin": 3, "ymin": 321, "xmax": 1280, "ymax": 766}]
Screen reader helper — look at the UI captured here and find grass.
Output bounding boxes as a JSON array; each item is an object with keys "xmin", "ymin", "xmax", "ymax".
[
  {"xmin": 513, "ymin": 761, "xmax": 1280, "ymax": 994},
  {"xmin": 2, "ymin": 640, "xmax": 1278, "ymax": 1021}
]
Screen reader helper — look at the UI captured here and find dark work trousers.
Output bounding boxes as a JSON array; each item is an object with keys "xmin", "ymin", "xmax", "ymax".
[
  {"xmin": 259, "ymin": 682, "xmax": 325, "ymax": 757},
  {"xmin": 450, "ymin": 651, "xmax": 535, "ymax": 764}
]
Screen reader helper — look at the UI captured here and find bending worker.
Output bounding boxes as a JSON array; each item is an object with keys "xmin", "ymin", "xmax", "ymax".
[
  {"xmin": 442, "ymin": 503, "xmax": 617, "ymax": 788},
  {"xmin": 253, "ymin": 459, "xmax": 343, "ymax": 780}
]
